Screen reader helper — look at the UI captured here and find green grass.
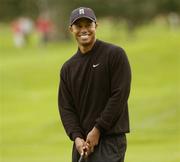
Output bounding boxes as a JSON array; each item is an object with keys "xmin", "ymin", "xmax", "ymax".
[{"xmin": 0, "ymin": 21, "xmax": 180, "ymax": 162}]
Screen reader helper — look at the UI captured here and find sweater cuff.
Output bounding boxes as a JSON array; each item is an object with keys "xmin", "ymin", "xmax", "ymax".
[
  {"xmin": 71, "ymin": 132, "xmax": 84, "ymax": 141},
  {"xmin": 95, "ymin": 123, "xmax": 105, "ymax": 134}
]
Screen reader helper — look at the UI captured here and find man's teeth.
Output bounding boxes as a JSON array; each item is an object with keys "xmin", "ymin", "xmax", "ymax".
[{"xmin": 80, "ymin": 35, "xmax": 89, "ymax": 39}]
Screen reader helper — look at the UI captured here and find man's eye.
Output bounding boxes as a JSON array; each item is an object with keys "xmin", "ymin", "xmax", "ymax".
[
  {"xmin": 86, "ymin": 24, "xmax": 92, "ymax": 27},
  {"xmin": 74, "ymin": 23, "xmax": 80, "ymax": 27}
]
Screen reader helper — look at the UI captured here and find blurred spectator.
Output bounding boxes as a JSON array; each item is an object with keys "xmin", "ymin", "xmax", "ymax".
[
  {"xmin": 168, "ymin": 12, "xmax": 180, "ymax": 30},
  {"xmin": 36, "ymin": 13, "xmax": 53, "ymax": 45},
  {"xmin": 11, "ymin": 17, "xmax": 33, "ymax": 48}
]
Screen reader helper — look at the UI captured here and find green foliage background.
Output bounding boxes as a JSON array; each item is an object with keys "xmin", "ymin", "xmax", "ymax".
[
  {"xmin": 0, "ymin": 20, "xmax": 180, "ymax": 162},
  {"xmin": 1, "ymin": 0, "xmax": 180, "ymax": 39}
]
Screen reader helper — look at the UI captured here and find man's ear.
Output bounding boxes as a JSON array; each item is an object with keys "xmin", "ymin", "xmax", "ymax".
[
  {"xmin": 95, "ymin": 23, "xmax": 98, "ymax": 29},
  {"xmin": 69, "ymin": 26, "xmax": 73, "ymax": 33}
]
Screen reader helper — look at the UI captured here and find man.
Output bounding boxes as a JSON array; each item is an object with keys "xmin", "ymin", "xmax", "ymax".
[{"xmin": 58, "ymin": 7, "xmax": 131, "ymax": 162}]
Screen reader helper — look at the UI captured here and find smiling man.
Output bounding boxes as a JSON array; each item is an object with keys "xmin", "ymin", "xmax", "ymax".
[{"xmin": 58, "ymin": 7, "xmax": 132, "ymax": 162}]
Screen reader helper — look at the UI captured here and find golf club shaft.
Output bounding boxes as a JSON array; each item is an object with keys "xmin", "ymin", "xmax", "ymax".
[
  {"xmin": 78, "ymin": 155, "xmax": 84, "ymax": 162},
  {"xmin": 78, "ymin": 151, "xmax": 85, "ymax": 162}
]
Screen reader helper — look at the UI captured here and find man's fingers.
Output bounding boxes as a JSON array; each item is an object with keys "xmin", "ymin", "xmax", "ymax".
[
  {"xmin": 82, "ymin": 146, "xmax": 86, "ymax": 150},
  {"xmin": 86, "ymin": 141, "xmax": 90, "ymax": 146},
  {"xmin": 91, "ymin": 147, "xmax": 94, "ymax": 153},
  {"xmin": 85, "ymin": 142, "xmax": 90, "ymax": 149},
  {"xmin": 80, "ymin": 149, "xmax": 84, "ymax": 156}
]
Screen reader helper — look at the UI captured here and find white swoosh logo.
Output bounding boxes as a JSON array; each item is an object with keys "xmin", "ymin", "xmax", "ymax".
[{"xmin": 93, "ymin": 64, "xmax": 100, "ymax": 68}]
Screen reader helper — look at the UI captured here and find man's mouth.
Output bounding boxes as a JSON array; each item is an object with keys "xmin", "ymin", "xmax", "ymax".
[
  {"xmin": 79, "ymin": 34, "xmax": 90, "ymax": 39},
  {"xmin": 81, "ymin": 35, "xmax": 88, "ymax": 39}
]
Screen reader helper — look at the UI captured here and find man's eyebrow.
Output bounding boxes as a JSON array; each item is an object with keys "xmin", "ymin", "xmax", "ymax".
[{"xmin": 73, "ymin": 22, "xmax": 81, "ymax": 25}]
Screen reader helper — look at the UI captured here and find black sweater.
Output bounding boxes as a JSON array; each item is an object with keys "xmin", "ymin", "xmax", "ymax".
[{"xmin": 58, "ymin": 39, "xmax": 131, "ymax": 141}]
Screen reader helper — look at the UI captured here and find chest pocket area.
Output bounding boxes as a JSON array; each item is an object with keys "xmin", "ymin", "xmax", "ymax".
[{"xmin": 91, "ymin": 63, "xmax": 108, "ymax": 90}]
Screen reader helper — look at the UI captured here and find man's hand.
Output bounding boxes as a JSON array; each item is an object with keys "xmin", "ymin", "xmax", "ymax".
[
  {"xmin": 86, "ymin": 127, "xmax": 100, "ymax": 152},
  {"xmin": 75, "ymin": 137, "xmax": 86, "ymax": 155},
  {"xmin": 75, "ymin": 137, "xmax": 91, "ymax": 158}
]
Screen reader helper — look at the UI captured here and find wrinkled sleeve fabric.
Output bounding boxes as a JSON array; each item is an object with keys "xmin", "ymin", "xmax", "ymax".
[
  {"xmin": 95, "ymin": 48, "xmax": 131, "ymax": 133},
  {"xmin": 58, "ymin": 65, "xmax": 84, "ymax": 141}
]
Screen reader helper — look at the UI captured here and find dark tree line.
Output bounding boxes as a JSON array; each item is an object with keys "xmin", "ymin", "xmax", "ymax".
[{"xmin": 0, "ymin": 0, "xmax": 179, "ymax": 39}]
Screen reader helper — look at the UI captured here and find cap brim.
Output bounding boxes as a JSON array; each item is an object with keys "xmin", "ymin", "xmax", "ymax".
[{"xmin": 70, "ymin": 16, "xmax": 95, "ymax": 26}]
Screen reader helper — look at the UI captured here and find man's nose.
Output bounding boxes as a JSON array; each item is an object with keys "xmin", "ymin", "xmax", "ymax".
[{"xmin": 80, "ymin": 26, "xmax": 88, "ymax": 33}]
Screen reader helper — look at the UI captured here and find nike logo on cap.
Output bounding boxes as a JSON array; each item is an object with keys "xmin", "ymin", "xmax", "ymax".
[
  {"xmin": 79, "ymin": 9, "xmax": 85, "ymax": 14},
  {"xmin": 93, "ymin": 64, "xmax": 100, "ymax": 68}
]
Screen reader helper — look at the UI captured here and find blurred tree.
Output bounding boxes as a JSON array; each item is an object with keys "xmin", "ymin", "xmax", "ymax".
[
  {"xmin": 157, "ymin": 0, "xmax": 180, "ymax": 14},
  {"xmin": 0, "ymin": 0, "xmax": 180, "ymax": 39},
  {"xmin": 0, "ymin": 0, "xmax": 39, "ymax": 21}
]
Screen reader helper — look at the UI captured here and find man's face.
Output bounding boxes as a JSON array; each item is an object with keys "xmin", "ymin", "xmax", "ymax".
[{"xmin": 70, "ymin": 18, "xmax": 97, "ymax": 46}]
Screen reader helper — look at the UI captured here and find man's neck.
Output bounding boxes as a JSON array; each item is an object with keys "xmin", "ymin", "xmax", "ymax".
[{"xmin": 78, "ymin": 39, "xmax": 96, "ymax": 54}]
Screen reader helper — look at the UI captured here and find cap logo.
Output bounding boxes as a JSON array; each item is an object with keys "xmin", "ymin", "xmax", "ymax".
[{"xmin": 79, "ymin": 9, "xmax": 85, "ymax": 15}]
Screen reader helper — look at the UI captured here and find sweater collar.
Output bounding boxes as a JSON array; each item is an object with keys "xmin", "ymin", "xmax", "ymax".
[{"xmin": 76, "ymin": 39, "xmax": 100, "ymax": 57}]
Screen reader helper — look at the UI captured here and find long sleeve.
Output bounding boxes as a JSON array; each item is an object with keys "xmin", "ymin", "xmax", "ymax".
[
  {"xmin": 58, "ymin": 66, "xmax": 84, "ymax": 141},
  {"xmin": 95, "ymin": 48, "xmax": 131, "ymax": 132}
]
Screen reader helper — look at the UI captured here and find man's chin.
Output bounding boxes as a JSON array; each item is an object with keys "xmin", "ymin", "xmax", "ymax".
[
  {"xmin": 79, "ymin": 39, "xmax": 91, "ymax": 46},
  {"xmin": 77, "ymin": 36, "xmax": 95, "ymax": 46}
]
